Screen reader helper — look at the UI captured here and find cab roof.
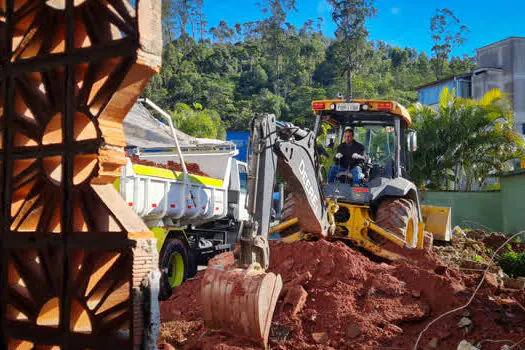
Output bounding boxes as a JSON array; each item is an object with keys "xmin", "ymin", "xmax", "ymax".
[{"xmin": 311, "ymin": 99, "xmax": 412, "ymax": 127}]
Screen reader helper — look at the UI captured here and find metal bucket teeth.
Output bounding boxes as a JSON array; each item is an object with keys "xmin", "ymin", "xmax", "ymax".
[{"xmin": 201, "ymin": 252, "xmax": 283, "ymax": 348}]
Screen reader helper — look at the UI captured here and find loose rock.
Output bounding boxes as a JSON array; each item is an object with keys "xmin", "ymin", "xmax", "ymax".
[
  {"xmin": 283, "ymin": 285, "xmax": 308, "ymax": 316},
  {"xmin": 457, "ymin": 317, "xmax": 473, "ymax": 328},
  {"xmin": 311, "ymin": 332, "xmax": 328, "ymax": 344},
  {"xmin": 484, "ymin": 272, "xmax": 501, "ymax": 289},
  {"xmin": 428, "ymin": 337, "xmax": 439, "ymax": 349},
  {"xmin": 457, "ymin": 340, "xmax": 478, "ymax": 350}
]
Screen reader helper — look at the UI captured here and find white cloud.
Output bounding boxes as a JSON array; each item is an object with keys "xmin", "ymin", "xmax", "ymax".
[{"xmin": 391, "ymin": 7, "xmax": 401, "ymax": 15}]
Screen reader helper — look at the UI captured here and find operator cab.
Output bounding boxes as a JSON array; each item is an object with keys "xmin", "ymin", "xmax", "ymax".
[{"xmin": 311, "ymin": 99, "xmax": 417, "ymax": 205}]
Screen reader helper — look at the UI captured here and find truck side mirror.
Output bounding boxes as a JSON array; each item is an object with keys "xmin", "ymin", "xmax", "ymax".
[{"xmin": 407, "ymin": 131, "xmax": 417, "ymax": 152}]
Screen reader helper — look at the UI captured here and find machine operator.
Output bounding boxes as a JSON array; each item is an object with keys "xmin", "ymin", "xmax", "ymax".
[{"xmin": 327, "ymin": 128, "xmax": 366, "ymax": 185}]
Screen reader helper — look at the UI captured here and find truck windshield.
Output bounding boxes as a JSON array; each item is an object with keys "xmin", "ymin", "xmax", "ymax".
[{"xmin": 353, "ymin": 125, "xmax": 396, "ymax": 169}]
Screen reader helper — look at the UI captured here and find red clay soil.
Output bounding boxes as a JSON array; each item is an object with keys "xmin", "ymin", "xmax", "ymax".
[
  {"xmin": 159, "ymin": 240, "xmax": 525, "ymax": 349},
  {"xmin": 128, "ymin": 154, "xmax": 211, "ymax": 177}
]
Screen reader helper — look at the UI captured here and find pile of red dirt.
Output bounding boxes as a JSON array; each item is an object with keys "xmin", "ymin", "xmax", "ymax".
[
  {"xmin": 159, "ymin": 240, "xmax": 525, "ymax": 349},
  {"xmin": 128, "ymin": 153, "xmax": 211, "ymax": 177}
]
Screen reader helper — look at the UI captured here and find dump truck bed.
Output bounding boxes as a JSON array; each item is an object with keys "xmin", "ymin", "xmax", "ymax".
[{"xmin": 117, "ymin": 158, "xmax": 227, "ymax": 226}]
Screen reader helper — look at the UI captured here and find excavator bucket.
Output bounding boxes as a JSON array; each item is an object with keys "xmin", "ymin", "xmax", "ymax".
[
  {"xmin": 421, "ymin": 205, "xmax": 452, "ymax": 241},
  {"xmin": 201, "ymin": 252, "xmax": 283, "ymax": 348}
]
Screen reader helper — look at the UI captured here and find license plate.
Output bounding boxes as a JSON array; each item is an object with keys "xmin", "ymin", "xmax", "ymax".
[{"xmin": 336, "ymin": 103, "xmax": 360, "ymax": 112}]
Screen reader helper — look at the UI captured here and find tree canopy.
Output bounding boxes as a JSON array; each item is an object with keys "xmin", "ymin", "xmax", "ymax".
[{"xmin": 146, "ymin": 0, "xmax": 476, "ymax": 139}]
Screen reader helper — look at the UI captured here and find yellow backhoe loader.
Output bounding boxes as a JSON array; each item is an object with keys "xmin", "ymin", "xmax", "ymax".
[{"xmin": 201, "ymin": 100, "xmax": 452, "ymax": 347}]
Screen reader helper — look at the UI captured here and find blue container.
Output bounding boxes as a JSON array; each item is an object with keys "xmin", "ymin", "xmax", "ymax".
[{"xmin": 226, "ymin": 131, "xmax": 250, "ymax": 163}]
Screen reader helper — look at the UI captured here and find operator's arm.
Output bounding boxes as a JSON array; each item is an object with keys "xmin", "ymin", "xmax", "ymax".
[{"xmin": 351, "ymin": 143, "xmax": 366, "ymax": 160}]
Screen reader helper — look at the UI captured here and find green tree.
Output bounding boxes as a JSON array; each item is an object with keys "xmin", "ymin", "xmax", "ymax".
[
  {"xmin": 410, "ymin": 88, "xmax": 524, "ymax": 190},
  {"xmin": 146, "ymin": 3, "xmax": 479, "ymax": 138},
  {"xmin": 238, "ymin": 65, "xmax": 269, "ymax": 97},
  {"xmin": 252, "ymin": 88, "xmax": 286, "ymax": 117},
  {"xmin": 210, "ymin": 20, "xmax": 235, "ymax": 43},
  {"xmin": 172, "ymin": 103, "xmax": 226, "ymax": 139},
  {"xmin": 162, "ymin": 0, "xmax": 205, "ymax": 42},
  {"xmin": 449, "ymin": 54, "xmax": 476, "ymax": 75},
  {"xmin": 430, "ymin": 8, "xmax": 469, "ymax": 80},
  {"xmin": 390, "ymin": 47, "xmax": 409, "ymax": 89},
  {"xmin": 285, "ymin": 86, "xmax": 327, "ymax": 125},
  {"xmin": 326, "ymin": 0, "xmax": 377, "ymax": 100}
]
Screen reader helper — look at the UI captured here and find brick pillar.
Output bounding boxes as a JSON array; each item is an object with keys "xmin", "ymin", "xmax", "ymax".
[{"xmin": 0, "ymin": 0, "xmax": 162, "ymax": 348}]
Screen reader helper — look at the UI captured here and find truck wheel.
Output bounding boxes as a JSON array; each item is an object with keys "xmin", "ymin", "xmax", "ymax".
[
  {"xmin": 159, "ymin": 238, "xmax": 189, "ymax": 301},
  {"xmin": 374, "ymin": 198, "xmax": 419, "ymax": 248}
]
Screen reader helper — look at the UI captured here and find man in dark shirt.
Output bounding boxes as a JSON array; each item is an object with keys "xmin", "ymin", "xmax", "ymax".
[{"xmin": 328, "ymin": 128, "xmax": 365, "ymax": 185}]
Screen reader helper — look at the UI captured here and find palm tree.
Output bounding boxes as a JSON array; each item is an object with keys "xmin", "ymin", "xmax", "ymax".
[{"xmin": 410, "ymin": 88, "xmax": 524, "ymax": 191}]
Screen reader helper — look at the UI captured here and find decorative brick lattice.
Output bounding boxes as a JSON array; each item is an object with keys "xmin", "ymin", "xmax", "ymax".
[{"xmin": 0, "ymin": 0, "xmax": 161, "ymax": 348}]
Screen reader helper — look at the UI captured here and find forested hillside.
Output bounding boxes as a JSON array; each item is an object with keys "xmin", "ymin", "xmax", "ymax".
[{"xmin": 143, "ymin": 1, "xmax": 475, "ymax": 137}]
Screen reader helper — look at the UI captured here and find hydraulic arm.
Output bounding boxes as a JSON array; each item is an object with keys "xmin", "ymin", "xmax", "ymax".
[
  {"xmin": 238, "ymin": 114, "xmax": 332, "ymax": 269},
  {"xmin": 201, "ymin": 114, "xmax": 332, "ymax": 347}
]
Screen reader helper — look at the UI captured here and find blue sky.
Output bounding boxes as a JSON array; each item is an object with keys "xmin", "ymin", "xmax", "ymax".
[{"xmin": 203, "ymin": 0, "xmax": 525, "ymax": 57}]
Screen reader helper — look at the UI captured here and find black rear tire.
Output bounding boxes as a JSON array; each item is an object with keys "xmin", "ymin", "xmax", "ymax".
[
  {"xmin": 374, "ymin": 198, "xmax": 419, "ymax": 248},
  {"xmin": 159, "ymin": 238, "xmax": 189, "ymax": 301}
]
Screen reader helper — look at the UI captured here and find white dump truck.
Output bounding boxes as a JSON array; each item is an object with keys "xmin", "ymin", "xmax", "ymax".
[{"xmin": 118, "ymin": 99, "xmax": 249, "ymax": 299}]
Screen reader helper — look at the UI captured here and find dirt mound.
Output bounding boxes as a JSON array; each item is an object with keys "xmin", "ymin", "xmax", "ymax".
[
  {"xmin": 159, "ymin": 240, "xmax": 525, "ymax": 349},
  {"xmin": 128, "ymin": 154, "xmax": 211, "ymax": 177}
]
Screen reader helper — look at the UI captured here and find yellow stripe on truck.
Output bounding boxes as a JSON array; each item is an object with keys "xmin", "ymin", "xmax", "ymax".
[
  {"xmin": 133, "ymin": 164, "xmax": 177, "ymax": 179},
  {"xmin": 190, "ymin": 174, "xmax": 223, "ymax": 187},
  {"xmin": 132, "ymin": 164, "xmax": 223, "ymax": 187}
]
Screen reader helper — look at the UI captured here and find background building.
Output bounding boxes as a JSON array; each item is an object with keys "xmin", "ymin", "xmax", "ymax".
[
  {"xmin": 474, "ymin": 37, "xmax": 525, "ymax": 135},
  {"xmin": 416, "ymin": 73, "xmax": 472, "ymax": 107},
  {"xmin": 417, "ymin": 37, "xmax": 525, "ymax": 136}
]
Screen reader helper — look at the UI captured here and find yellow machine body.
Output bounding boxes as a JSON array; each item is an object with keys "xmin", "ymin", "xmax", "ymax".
[
  {"xmin": 275, "ymin": 199, "xmax": 429, "ymax": 261},
  {"xmin": 332, "ymin": 202, "xmax": 425, "ymax": 260}
]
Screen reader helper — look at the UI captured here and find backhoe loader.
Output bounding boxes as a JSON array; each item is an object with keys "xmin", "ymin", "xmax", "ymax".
[{"xmin": 201, "ymin": 100, "xmax": 452, "ymax": 347}]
